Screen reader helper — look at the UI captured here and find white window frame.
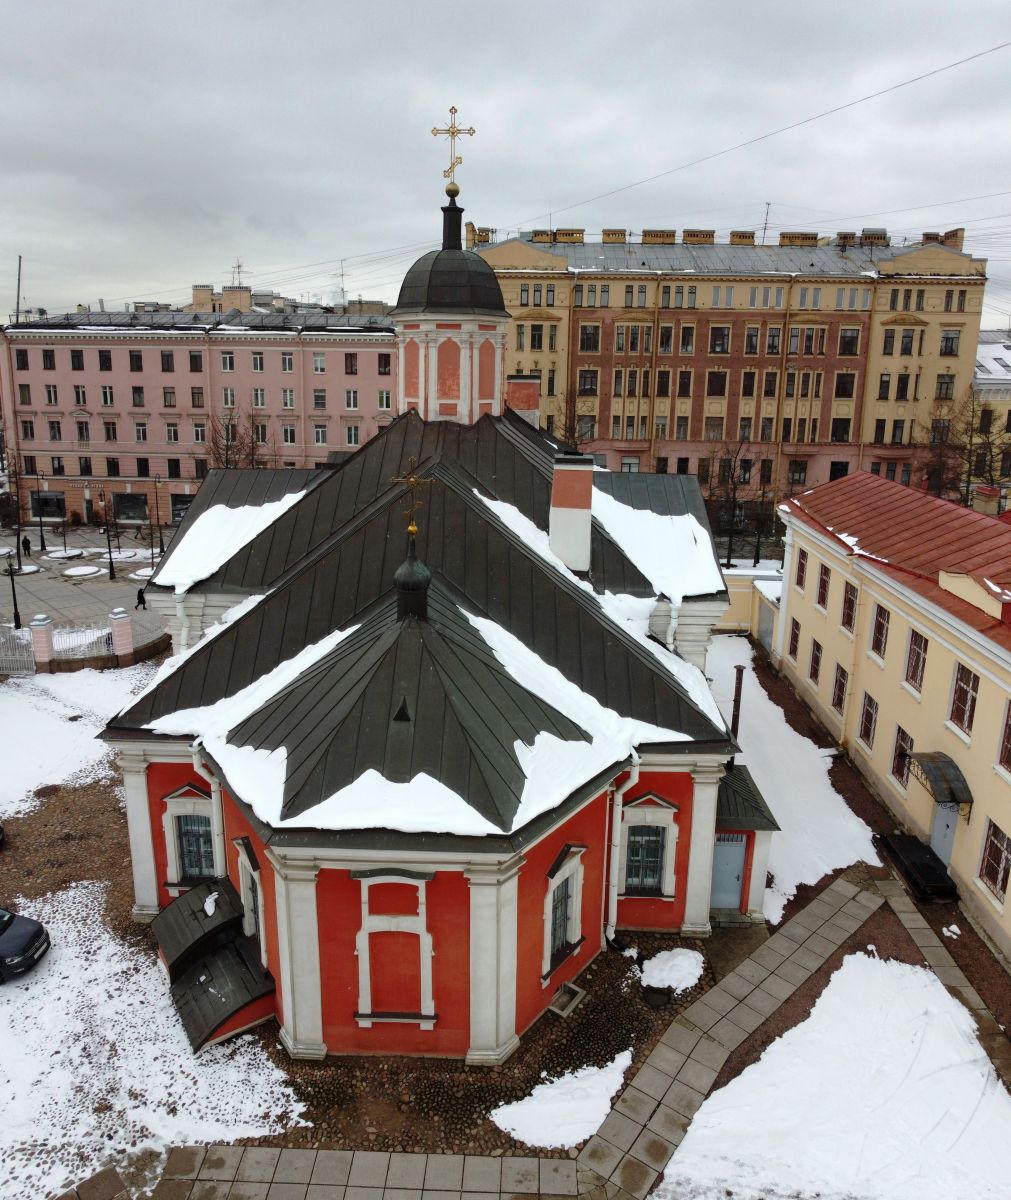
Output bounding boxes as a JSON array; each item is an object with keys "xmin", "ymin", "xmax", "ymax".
[
  {"xmin": 378, "ymin": 389, "xmax": 391, "ymax": 410},
  {"xmin": 346, "ymin": 424, "xmax": 360, "ymax": 446},
  {"xmin": 251, "ymin": 352, "xmax": 264, "ymax": 373},
  {"xmin": 161, "ymin": 785, "xmax": 220, "ymax": 891},
  {"xmin": 281, "ymin": 352, "xmax": 294, "ymax": 373},
  {"xmin": 541, "ymin": 846, "xmax": 586, "ymax": 980},
  {"xmin": 618, "ymin": 797, "xmax": 679, "ymax": 899},
  {"xmin": 282, "ymin": 424, "xmax": 296, "ymax": 445},
  {"xmin": 252, "ymin": 388, "xmax": 266, "ymax": 408},
  {"xmin": 354, "ymin": 873, "xmax": 435, "ymax": 1029},
  {"xmin": 281, "ymin": 388, "xmax": 295, "ymax": 409},
  {"xmin": 313, "ymin": 353, "xmax": 326, "ymax": 374},
  {"xmin": 234, "ymin": 839, "xmax": 267, "ymax": 967},
  {"xmin": 345, "ymin": 389, "xmax": 358, "ymax": 409},
  {"xmin": 314, "ymin": 424, "xmax": 327, "ymax": 445},
  {"xmin": 220, "ymin": 351, "xmax": 234, "ymax": 372}
]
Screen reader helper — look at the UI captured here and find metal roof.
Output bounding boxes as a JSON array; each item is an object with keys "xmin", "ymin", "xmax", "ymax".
[
  {"xmin": 716, "ymin": 764, "xmax": 779, "ymax": 832},
  {"xmin": 170, "ymin": 939, "xmax": 275, "ymax": 1051},
  {"xmin": 151, "ymin": 878, "xmax": 245, "ymax": 982},
  {"xmin": 4, "ymin": 310, "xmax": 395, "ymax": 334},
  {"xmin": 909, "ymin": 752, "xmax": 973, "ymax": 810},
  {"xmin": 484, "ymin": 237, "xmax": 980, "ymax": 280},
  {"xmin": 110, "ymin": 410, "xmax": 731, "ymax": 846},
  {"xmin": 394, "ymin": 248, "xmax": 508, "ymax": 317}
]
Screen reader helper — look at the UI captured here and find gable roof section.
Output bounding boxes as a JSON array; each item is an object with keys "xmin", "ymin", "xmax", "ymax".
[{"xmin": 781, "ymin": 472, "xmax": 1011, "ymax": 651}]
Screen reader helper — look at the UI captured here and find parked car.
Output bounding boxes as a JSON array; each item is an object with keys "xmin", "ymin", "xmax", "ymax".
[{"xmin": 0, "ymin": 906, "xmax": 50, "ymax": 981}]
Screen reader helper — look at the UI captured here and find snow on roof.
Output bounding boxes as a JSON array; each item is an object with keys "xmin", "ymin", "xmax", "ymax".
[
  {"xmin": 473, "ymin": 490, "xmax": 725, "ymax": 730},
  {"xmin": 590, "ymin": 486, "xmax": 724, "ymax": 602},
  {"xmin": 753, "ymin": 578, "xmax": 783, "ymax": 604},
  {"xmin": 155, "ymin": 492, "xmax": 307, "ymax": 594}
]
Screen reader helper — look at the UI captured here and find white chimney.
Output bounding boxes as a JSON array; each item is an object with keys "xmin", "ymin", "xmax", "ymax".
[{"xmin": 549, "ymin": 454, "xmax": 595, "ymax": 572}]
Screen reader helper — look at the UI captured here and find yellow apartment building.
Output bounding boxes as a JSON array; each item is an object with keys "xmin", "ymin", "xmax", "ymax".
[{"xmin": 770, "ymin": 471, "xmax": 1011, "ymax": 959}]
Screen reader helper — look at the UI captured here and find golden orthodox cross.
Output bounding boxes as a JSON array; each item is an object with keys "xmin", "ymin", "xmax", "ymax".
[
  {"xmin": 431, "ymin": 105, "xmax": 475, "ymax": 185},
  {"xmin": 390, "ymin": 457, "xmax": 433, "ymax": 534}
]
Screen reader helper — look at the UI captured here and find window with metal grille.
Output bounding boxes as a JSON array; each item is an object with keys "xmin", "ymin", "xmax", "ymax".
[
  {"xmin": 891, "ymin": 726, "xmax": 913, "ymax": 786},
  {"xmin": 625, "ymin": 826, "xmax": 665, "ymax": 893},
  {"xmin": 871, "ymin": 604, "xmax": 889, "ymax": 658},
  {"xmin": 905, "ymin": 631, "xmax": 927, "ymax": 691},
  {"xmin": 949, "ymin": 664, "xmax": 979, "ymax": 734},
  {"xmin": 980, "ymin": 819, "xmax": 1011, "ymax": 902},
  {"xmin": 177, "ymin": 814, "xmax": 214, "ymax": 879},
  {"xmin": 1000, "ymin": 707, "xmax": 1011, "ymax": 773},
  {"xmin": 859, "ymin": 693, "xmax": 878, "ymax": 747},
  {"xmin": 550, "ymin": 875, "xmax": 572, "ymax": 964}
]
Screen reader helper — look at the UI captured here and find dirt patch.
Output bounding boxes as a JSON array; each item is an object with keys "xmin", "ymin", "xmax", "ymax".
[{"xmin": 917, "ymin": 899, "xmax": 1011, "ymax": 1029}]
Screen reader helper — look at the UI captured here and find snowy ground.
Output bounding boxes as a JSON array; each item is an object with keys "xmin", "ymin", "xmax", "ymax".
[
  {"xmin": 489, "ymin": 1049, "xmax": 631, "ymax": 1148},
  {"xmin": 0, "ymin": 883, "xmax": 304, "ymax": 1200},
  {"xmin": 0, "ymin": 664, "xmax": 157, "ymax": 820},
  {"xmin": 707, "ymin": 636, "xmax": 878, "ymax": 921},
  {"xmin": 660, "ymin": 952, "xmax": 1011, "ymax": 1200}
]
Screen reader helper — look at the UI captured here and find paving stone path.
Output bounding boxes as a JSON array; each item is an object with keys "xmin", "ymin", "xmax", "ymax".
[{"xmin": 59, "ymin": 874, "xmax": 1007, "ymax": 1200}]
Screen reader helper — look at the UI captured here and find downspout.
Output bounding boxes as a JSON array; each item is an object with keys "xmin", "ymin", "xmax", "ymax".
[
  {"xmin": 191, "ymin": 747, "xmax": 226, "ymax": 878},
  {"xmin": 175, "ymin": 595, "xmax": 191, "ymax": 650},
  {"xmin": 605, "ymin": 749, "xmax": 640, "ymax": 941}
]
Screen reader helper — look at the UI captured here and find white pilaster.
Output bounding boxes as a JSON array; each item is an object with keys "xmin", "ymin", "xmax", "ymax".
[
  {"xmin": 118, "ymin": 750, "xmax": 160, "ymax": 922},
  {"xmin": 682, "ymin": 762, "xmax": 725, "ymax": 936},
  {"xmin": 748, "ymin": 831, "xmax": 773, "ymax": 917},
  {"xmin": 772, "ymin": 524, "xmax": 795, "ymax": 664},
  {"xmin": 465, "ymin": 858, "xmax": 522, "ymax": 1065},
  {"xmin": 272, "ymin": 856, "xmax": 326, "ymax": 1059}
]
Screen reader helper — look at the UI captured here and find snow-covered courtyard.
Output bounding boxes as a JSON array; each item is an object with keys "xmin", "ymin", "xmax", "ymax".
[
  {"xmin": 660, "ymin": 952, "xmax": 1011, "ymax": 1200},
  {"xmin": 707, "ymin": 636, "xmax": 880, "ymax": 921},
  {"xmin": 0, "ymin": 883, "xmax": 304, "ymax": 1200}
]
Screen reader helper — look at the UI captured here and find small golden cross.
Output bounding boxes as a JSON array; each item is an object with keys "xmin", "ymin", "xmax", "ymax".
[
  {"xmin": 431, "ymin": 105, "xmax": 475, "ymax": 185},
  {"xmin": 390, "ymin": 457, "xmax": 433, "ymax": 533}
]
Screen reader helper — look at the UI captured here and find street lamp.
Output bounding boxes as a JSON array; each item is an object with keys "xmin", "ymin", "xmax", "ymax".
[
  {"xmin": 5, "ymin": 560, "xmax": 22, "ymax": 630},
  {"xmin": 98, "ymin": 488, "xmax": 116, "ymax": 581},
  {"xmin": 35, "ymin": 469, "xmax": 47, "ymax": 554},
  {"xmin": 154, "ymin": 474, "xmax": 165, "ymax": 554}
]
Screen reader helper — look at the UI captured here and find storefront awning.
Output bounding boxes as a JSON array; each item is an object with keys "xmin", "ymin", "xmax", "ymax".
[{"xmin": 909, "ymin": 752, "xmax": 973, "ymax": 813}]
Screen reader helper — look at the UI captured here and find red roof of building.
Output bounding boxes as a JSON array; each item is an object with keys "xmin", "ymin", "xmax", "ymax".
[{"xmin": 780, "ymin": 472, "xmax": 1011, "ymax": 651}]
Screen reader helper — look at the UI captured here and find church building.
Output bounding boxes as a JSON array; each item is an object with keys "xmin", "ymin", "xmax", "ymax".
[{"xmin": 104, "ymin": 181, "xmax": 777, "ymax": 1063}]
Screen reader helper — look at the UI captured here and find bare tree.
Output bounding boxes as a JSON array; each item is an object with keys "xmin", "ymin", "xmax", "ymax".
[
  {"xmin": 705, "ymin": 438, "xmax": 773, "ymax": 566},
  {"xmin": 1, "ymin": 453, "xmax": 26, "ymax": 570},
  {"xmin": 208, "ymin": 413, "xmax": 261, "ymax": 469},
  {"xmin": 915, "ymin": 387, "xmax": 1011, "ymax": 502}
]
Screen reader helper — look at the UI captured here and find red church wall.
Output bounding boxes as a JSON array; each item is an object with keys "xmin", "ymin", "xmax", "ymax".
[
  {"xmin": 206, "ymin": 992, "xmax": 277, "ymax": 1046},
  {"xmin": 478, "ymin": 339, "xmax": 496, "ymax": 401},
  {"xmin": 404, "ymin": 340, "xmax": 420, "ymax": 398},
  {"xmin": 146, "ymin": 761, "xmax": 207, "ymax": 910},
  {"xmin": 514, "ymin": 790, "xmax": 608, "ymax": 1037},
  {"xmin": 437, "ymin": 339, "xmax": 461, "ymax": 400},
  {"xmin": 317, "ymin": 868, "xmax": 471, "ymax": 1056},
  {"xmin": 617, "ymin": 770, "xmax": 694, "ymax": 932}
]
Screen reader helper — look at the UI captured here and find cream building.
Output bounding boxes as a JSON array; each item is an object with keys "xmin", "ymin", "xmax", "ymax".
[{"xmin": 771, "ymin": 470, "xmax": 1011, "ymax": 959}]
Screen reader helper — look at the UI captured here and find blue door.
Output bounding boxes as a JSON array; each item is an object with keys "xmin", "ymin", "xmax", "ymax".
[
  {"xmin": 930, "ymin": 804, "xmax": 957, "ymax": 867},
  {"xmin": 712, "ymin": 833, "xmax": 747, "ymax": 909}
]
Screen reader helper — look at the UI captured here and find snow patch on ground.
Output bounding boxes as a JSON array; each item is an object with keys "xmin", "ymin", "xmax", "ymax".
[
  {"xmin": 640, "ymin": 949, "xmax": 705, "ymax": 992},
  {"xmin": 943, "ymin": 923, "xmax": 961, "ymax": 939},
  {"xmin": 660, "ymin": 953, "xmax": 1011, "ymax": 1200},
  {"xmin": 155, "ymin": 492, "xmax": 306, "ymax": 594},
  {"xmin": 0, "ymin": 883, "xmax": 304, "ymax": 1200},
  {"xmin": 490, "ymin": 1049, "xmax": 632, "ymax": 1148},
  {"xmin": 707, "ymin": 636, "xmax": 878, "ymax": 922},
  {"xmin": 0, "ymin": 663, "xmax": 157, "ymax": 819}
]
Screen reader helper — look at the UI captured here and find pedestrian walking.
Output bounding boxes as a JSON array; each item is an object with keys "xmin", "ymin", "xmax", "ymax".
[
  {"xmin": 21, "ymin": 535, "xmax": 30, "ymax": 558},
  {"xmin": 135, "ymin": 587, "xmax": 147, "ymax": 611}
]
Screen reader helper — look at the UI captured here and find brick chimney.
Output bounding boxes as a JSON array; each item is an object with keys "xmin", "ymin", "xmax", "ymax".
[
  {"xmin": 549, "ymin": 455, "xmax": 595, "ymax": 572},
  {"xmin": 972, "ymin": 484, "xmax": 1001, "ymax": 517}
]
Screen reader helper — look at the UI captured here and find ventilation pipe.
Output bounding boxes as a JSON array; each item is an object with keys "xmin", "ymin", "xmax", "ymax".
[{"xmin": 606, "ymin": 750, "xmax": 640, "ymax": 940}]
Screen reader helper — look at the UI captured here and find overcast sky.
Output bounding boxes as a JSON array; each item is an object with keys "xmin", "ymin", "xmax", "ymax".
[{"xmin": 2, "ymin": 1, "xmax": 1010, "ymax": 328}]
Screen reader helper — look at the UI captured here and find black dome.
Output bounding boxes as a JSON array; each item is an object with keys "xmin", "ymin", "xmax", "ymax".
[{"xmin": 393, "ymin": 193, "xmax": 508, "ymax": 319}]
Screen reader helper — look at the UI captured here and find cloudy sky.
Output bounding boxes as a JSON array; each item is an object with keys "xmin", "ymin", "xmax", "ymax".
[{"xmin": 2, "ymin": 1, "xmax": 1010, "ymax": 327}]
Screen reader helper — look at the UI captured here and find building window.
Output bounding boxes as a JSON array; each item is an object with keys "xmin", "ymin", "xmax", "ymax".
[
  {"xmin": 831, "ymin": 664, "xmax": 848, "ymax": 714},
  {"xmin": 194, "ymin": 458, "xmax": 207, "ymax": 478},
  {"xmin": 949, "ymin": 664, "xmax": 979, "ymax": 734},
  {"xmin": 135, "ymin": 422, "xmax": 147, "ymax": 443},
  {"xmin": 311, "ymin": 352, "xmax": 326, "ymax": 374},
  {"xmin": 625, "ymin": 826, "xmax": 665, "ymax": 893},
  {"xmin": 378, "ymin": 353, "xmax": 391, "ymax": 376},
  {"xmin": 45, "ymin": 384, "xmax": 58, "ymax": 405},
  {"xmin": 177, "ymin": 814, "xmax": 215, "ymax": 880},
  {"xmin": 345, "ymin": 353, "xmax": 358, "ymax": 375},
  {"xmin": 680, "ymin": 326, "xmax": 694, "ymax": 354},
  {"xmin": 70, "ymin": 348, "xmax": 84, "ymax": 371},
  {"xmin": 378, "ymin": 389, "xmax": 392, "ymax": 410},
  {"xmin": 47, "ymin": 419, "xmax": 62, "ymax": 441},
  {"xmin": 23, "ymin": 455, "xmax": 36, "ymax": 475},
  {"xmin": 189, "ymin": 351, "xmax": 202, "ymax": 372},
  {"xmin": 577, "ymin": 370, "xmax": 598, "ymax": 396},
  {"xmin": 282, "ymin": 424, "xmax": 296, "ymax": 445},
  {"xmin": 859, "ymin": 693, "xmax": 878, "ymax": 748},
  {"xmin": 940, "ymin": 330, "xmax": 960, "ymax": 357},
  {"xmin": 905, "ymin": 630, "xmax": 927, "ymax": 691},
  {"xmin": 838, "ymin": 328, "xmax": 860, "ymax": 356},
  {"xmin": 159, "ymin": 350, "xmax": 174, "ymax": 372},
  {"xmin": 254, "ymin": 423, "xmax": 267, "ymax": 444},
  {"xmin": 222, "ymin": 387, "xmax": 235, "ymax": 408},
  {"xmin": 79, "ymin": 457, "xmax": 91, "ymax": 476},
  {"xmin": 282, "ymin": 389, "xmax": 295, "ymax": 409},
  {"xmin": 546, "ymin": 285, "xmax": 555, "ymax": 305},
  {"xmin": 253, "ymin": 388, "xmax": 267, "ymax": 409},
  {"xmin": 104, "ymin": 421, "xmax": 118, "ymax": 442},
  {"xmin": 162, "ymin": 387, "xmax": 177, "ymax": 408},
  {"xmin": 281, "ymin": 352, "xmax": 293, "ymax": 373},
  {"xmin": 709, "ymin": 326, "xmax": 730, "ymax": 354},
  {"xmin": 314, "ymin": 425, "xmax": 327, "ymax": 445},
  {"xmin": 193, "ymin": 422, "xmax": 206, "ymax": 443},
  {"xmin": 347, "ymin": 424, "xmax": 360, "ymax": 447},
  {"xmin": 980, "ymin": 820, "xmax": 1011, "ymax": 902},
  {"xmin": 95, "ymin": 349, "xmax": 112, "ymax": 372},
  {"xmin": 20, "ymin": 419, "xmax": 34, "ymax": 440},
  {"xmin": 870, "ymin": 604, "xmax": 889, "ymax": 658},
  {"xmin": 840, "ymin": 581, "xmax": 858, "ymax": 632},
  {"xmin": 809, "ymin": 639, "xmax": 822, "ymax": 683},
  {"xmin": 766, "ymin": 327, "xmax": 781, "ymax": 354},
  {"xmin": 834, "ymin": 373, "xmax": 856, "ymax": 399},
  {"xmin": 830, "ymin": 417, "xmax": 851, "ymax": 443},
  {"xmin": 166, "ymin": 422, "xmax": 179, "ymax": 443},
  {"xmin": 136, "ymin": 457, "xmax": 149, "ymax": 477},
  {"xmin": 15, "ymin": 348, "xmax": 28, "ymax": 370},
  {"xmin": 788, "ymin": 618, "xmax": 800, "ymax": 660},
  {"xmin": 706, "ymin": 371, "xmax": 727, "ymax": 398},
  {"xmin": 891, "ymin": 726, "xmax": 913, "ymax": 787},
  {"xmin": 130, "ymin": 386, "xmax": 144, "ymax": 408},
  {"xmin": 579, "ymin": 324, "xmax": 600, "ymax": 353},
  {"xmin": 106, "ymin": 457, "xmax": 120, "ymax": 477},
  {"xmin": 542, "ymin": 847, "xmax": 584, "ymax": 976},
  {"xmin": 789, "ymin": 460, "xmax": 807, "ymax": 486},
  {"xmin": 795, "ymin": 548, "xmax": 808, "ymax": 590},
  {"xmin": 936, "ymin": 374, "xmax": 956, "ymax": 400},
  {"xmin": 816, "ymin": 564, "xmax": 830, "ymax": 609},
  {"xmin": 220, "ymin": 351, "xmax": 234, "ymax": 372},
  {"xmin": 18, "ymin": 383, "xmax": 30, "ymax": 405},
  {"xmin": 704, "ymin": 416, "xmax": 724, "ymax": 440},
  {"xmin": 250, "ymin": 351, "xmax": 263, "ymax": 373}
]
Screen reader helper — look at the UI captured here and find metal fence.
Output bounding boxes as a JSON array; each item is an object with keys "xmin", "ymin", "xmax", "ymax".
[
  {"xmin": 0, "ymin": 627, "xmax": 36, "ymax": 674},
  {"xmin": 52, "ymin": 622, "xmax": 113, "ymax": 661}
]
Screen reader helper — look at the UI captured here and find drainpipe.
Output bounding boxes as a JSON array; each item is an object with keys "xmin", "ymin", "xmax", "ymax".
[
  {"xmin": 606, "ymin": 749, "xmax": 640, "ymax": 941},
  {"xmin": 192, "ymin": 748, "xmax": 226, "ymax": 878},
  {"xmin": 175, "ymin": 596, "xmax": 191, "ymax": 650}
]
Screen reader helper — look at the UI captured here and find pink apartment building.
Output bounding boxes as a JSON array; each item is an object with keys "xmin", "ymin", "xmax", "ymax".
[{"xmin": 0, "ymin": 311, "xmax": 395, "ymax": 526}]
